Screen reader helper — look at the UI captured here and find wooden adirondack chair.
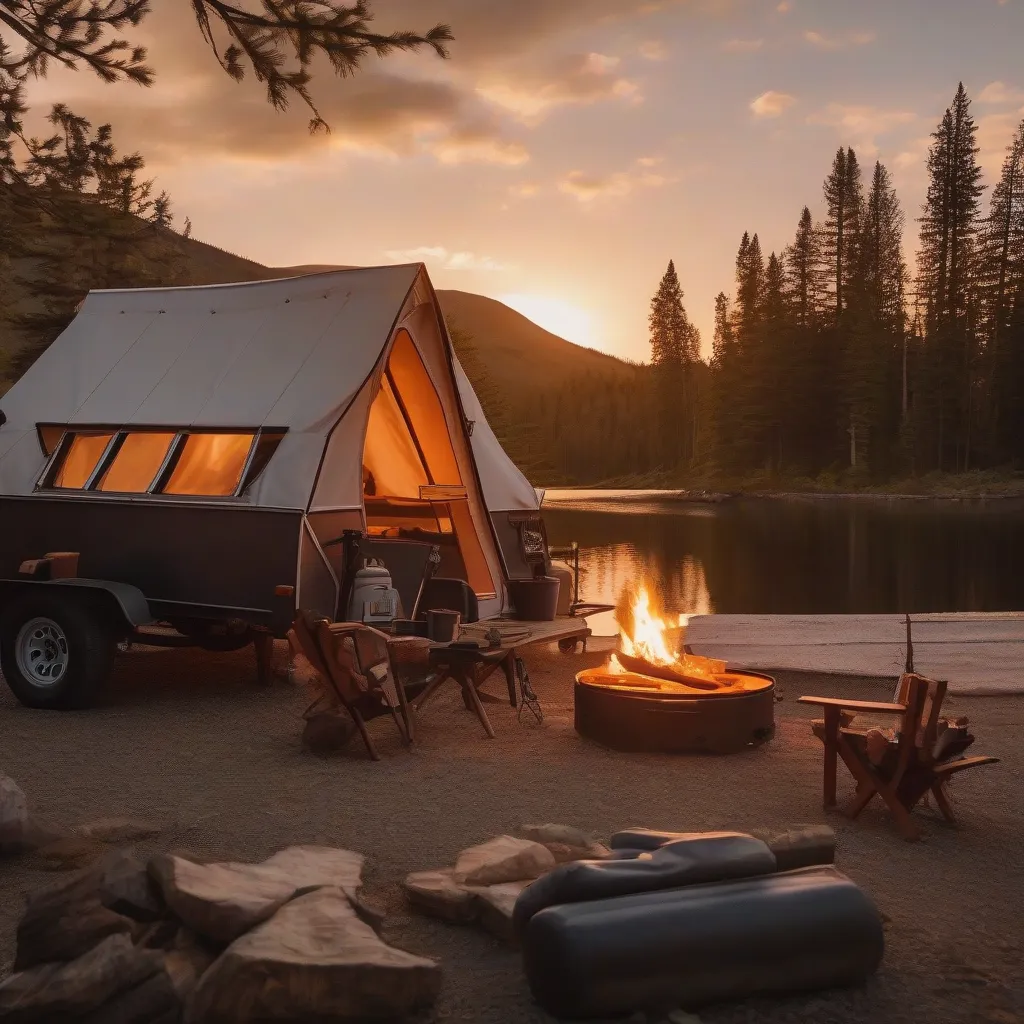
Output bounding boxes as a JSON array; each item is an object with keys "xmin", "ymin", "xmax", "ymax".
[
  {"xmin": 287, "ymin": 611, "xmax": 412, "ymax": 760},
  {"xmin": 799, "ymin": 673, "xmax": 999, "ymax": 841}
]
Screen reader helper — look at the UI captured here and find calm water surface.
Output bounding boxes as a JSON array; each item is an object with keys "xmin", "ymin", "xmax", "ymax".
[{"xmin": 541, "ymin": 491, "xmax": 1024, "ymax": 635}]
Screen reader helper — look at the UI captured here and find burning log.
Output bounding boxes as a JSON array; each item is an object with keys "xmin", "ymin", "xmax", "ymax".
[{"xmin": 614, "ymin": 651, "xmax": 723, "ymax": 691}]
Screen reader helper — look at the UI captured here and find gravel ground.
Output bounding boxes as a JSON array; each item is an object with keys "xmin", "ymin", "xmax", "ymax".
[{"xmin": 2, "ymin": 641, "xmax": 1022, "ymax": 1024}]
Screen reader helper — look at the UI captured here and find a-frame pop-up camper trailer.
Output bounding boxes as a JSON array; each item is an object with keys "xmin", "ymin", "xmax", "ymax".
[{"xmin": 0, "ymin": 265, "xmax": 557, "ymax": 708}]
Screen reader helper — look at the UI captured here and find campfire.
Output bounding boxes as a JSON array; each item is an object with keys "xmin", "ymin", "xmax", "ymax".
[
  {"xmin": 591, "ymin": 585, "xmax": 748, "ymax": 693},
  {"xmin": 574, "ymin": 583, "xmax": 777, "ymax": 754}
]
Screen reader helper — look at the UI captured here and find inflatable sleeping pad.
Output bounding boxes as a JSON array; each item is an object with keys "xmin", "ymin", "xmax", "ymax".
[{"xmin": 522, "ymin": 864, "xmax": 884, "ymax": 1018}]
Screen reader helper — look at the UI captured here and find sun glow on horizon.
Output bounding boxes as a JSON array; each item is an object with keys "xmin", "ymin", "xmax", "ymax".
[{"xmin": 498, "ymin": 293, "xmax": 599, "ymax": 349}]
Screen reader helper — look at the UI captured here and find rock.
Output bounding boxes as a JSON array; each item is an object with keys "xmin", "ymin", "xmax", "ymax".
[
  {"xmin": 186, "ymin": 887, "xmax": 441, "ymax": 1023},
  {"xmin": 30, "ymin": 836, "xmax": 110, "ymax": 872},
  {"xmin": 403, "ymin": 869, "xmax": 479, "ymax": 923},
  {"xmin": 472, "ymin": 881, "xmax": 532, "ymax": 945},
  {"xmin": 545, "ymin": 841, "xmax": 613, "ymax": 864},
  {"xmin": 75, "ymin": 818, "xmax": 163, "ymax": 844},
  {"xmin": 0, "ymin": 775, "xmax": 28, "ymax": 853},
  {"xmin": 520, "ymin": 823, "xmax": 594, "ymax": 848},
  {"xmin": 259, "ymin": 844, "xmax": 364, "ymax": 896},
  {"xmin": 453, "ymin": 835, "xmax": 555, "ymax": 886},
  {"xmin": 347, "ymin": 892, "xmax": 386, "ymax": 936},
  {"xmin": 665, "ymin": 1011, "xmax": 703, "ymax": 1024},
  {"xmin": 0, "ymin": 933, "xmax": 162, "ymax": 1023},
  {"xmin": 135, "ymin": 918, "xmax": 180, "ymax": 950},
  {"xmin": 16, "ymin": 849, "xmax": 164, "ymax": 969},
  {"xmin": 77, "ymin": 968, "xmax": 178, "ymax": 1024},
  {"xmin": 151, "ymin": 845, "xmax": 364, "ymax": 945}
]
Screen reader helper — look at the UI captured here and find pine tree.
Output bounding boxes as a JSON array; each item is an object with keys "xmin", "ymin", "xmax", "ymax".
[
  {"xmin": 821, "ymin": 148, "xmax": 864, "ymax": 320},
  {"xmin": 980, "ymin": 119, "xmax": 1024, "ymax": 459},
  {"xmin": 648, "ymin": 260, "xmax": 697, "ymax": 468},
  {"xmin": 0, "ymin": 3, "xmax": 452, "ymax": 135},
  {"xmin": 916, "ymin": 83, "xmax": 985, "ymax": 470},
  {"xmin": 784, "ymin": 206, "xmax": 821, "ymax": 328}
]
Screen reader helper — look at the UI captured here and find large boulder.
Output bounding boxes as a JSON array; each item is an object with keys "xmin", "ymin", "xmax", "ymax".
[
  {"xmin": 0, "ymin": 776, "xmax": 29, "ymax": 853},
  {"xmin": 15, "ymin": 849, "xmax": 159, "ymax": 970},
  {"xmin": 150, "ymin": 845, "xmax": 364, "ymax": 945},
  {"xmin": 0, "ymin": 933, "xmax": 162, "ymax": 1023},
  {"xmin": 453, "ymin": 836, "xmax": 555, "ymax": 886},
  {"xmin": 186, "ymin": 887, "xmax": 441, "ymax": 1023}
]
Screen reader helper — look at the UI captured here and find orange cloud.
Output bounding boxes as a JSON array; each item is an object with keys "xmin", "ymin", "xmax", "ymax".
[
  {"xmin": 751, "ymin": 91, "xmax": 796, "ymax": 118},
  {"xmin": 383, "ymin": 246, "xmax": 508, "ymax": 271},
  {"xmin": 559, "ymin": 158, "xmax": 670, "ymax": 203}
]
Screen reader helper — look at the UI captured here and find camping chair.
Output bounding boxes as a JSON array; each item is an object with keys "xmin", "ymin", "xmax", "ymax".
[
  {"xmin": 288, "ymin": 611, "xmax": 412, "ymax": 760},
  {"xmin": 799, "ymin": 673, "xmax": 999, "ymax": 841}
]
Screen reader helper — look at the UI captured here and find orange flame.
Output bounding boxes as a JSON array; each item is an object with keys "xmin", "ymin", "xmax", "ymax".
[{"xmin": 611, "ymin": 584, "xmax": 725, "ymax": 679}]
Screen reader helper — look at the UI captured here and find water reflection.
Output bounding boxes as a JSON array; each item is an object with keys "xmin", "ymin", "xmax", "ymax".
[{"xmin": 543, "ymin": 494, "xmax": 1024, "ymax": 634}]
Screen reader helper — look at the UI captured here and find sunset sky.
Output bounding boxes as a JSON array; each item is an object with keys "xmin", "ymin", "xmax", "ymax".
[{"xmin": 22, "ymin": 0, "xmax": 1024, "ymax": 362}]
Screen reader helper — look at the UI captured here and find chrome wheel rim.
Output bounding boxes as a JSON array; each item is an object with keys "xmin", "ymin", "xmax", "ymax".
[{"xmin": 15, "ymin": 617, "xmax": 70, "ymax": 687}]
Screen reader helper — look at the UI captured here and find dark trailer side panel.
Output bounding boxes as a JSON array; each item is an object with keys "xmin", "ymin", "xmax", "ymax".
[{"xmin": 0, "ymin": 496, "xmax": 302, "ymax": 633}]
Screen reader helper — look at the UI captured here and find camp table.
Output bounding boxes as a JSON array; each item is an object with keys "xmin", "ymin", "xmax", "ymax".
[{"xmin": 413, "ymin": 617, "xmax": 592, "ymax": 737}]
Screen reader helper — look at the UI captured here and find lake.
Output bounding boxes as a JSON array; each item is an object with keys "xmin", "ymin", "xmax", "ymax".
[{"xmin": 541, "ymin": 490, "xmax": 1024, "ymax": 636}]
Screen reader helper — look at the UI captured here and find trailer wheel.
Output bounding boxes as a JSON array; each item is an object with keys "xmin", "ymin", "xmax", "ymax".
[{"xmin": 0, "ymin": 592, "xmax": 116, "ymax": 710}]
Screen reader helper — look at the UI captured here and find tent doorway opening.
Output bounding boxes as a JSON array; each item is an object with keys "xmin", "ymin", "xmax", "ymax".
[{"xmin": 361, "ymin": 329, "xmax": 495, "ymax": 601}]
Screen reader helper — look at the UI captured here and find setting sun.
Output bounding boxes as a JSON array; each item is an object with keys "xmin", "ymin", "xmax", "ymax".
[{"xmin": 498, "ymin": 293, "xmax": 598, "ymax": 349}]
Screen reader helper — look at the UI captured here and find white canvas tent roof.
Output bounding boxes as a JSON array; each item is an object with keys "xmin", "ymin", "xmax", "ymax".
[
  {"xmin": 0, "ymin": 265, "xmax": 538, "ymax": 521},
  {"xmin": 452, "ymin": 356, "xmax": 540, "ymax": 513}
]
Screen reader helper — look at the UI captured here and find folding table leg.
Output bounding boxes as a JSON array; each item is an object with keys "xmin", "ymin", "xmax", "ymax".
[
  {"xmin": 457, "ymin": 670, "xmax": 495, "ymax": 739},
  {"xmin": 253, "ymin": 631, "xmax": 274, "ymax": 686},
  {"xmin": 502, "ymin": 651, "xmax": 517, "ymax": 708}
]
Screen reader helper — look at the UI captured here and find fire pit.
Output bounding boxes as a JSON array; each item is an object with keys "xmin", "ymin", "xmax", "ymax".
[{"xmin": 575, "ymin": 588, "xmax": 775, "ymax": 754}]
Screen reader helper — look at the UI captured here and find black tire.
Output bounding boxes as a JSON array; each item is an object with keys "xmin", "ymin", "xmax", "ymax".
[{"xmin": 0, "ymin": 592, "xmax": 116, "ymax": 710}]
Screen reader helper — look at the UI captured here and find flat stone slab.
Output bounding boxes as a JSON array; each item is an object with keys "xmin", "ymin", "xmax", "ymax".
[
  {"xmin": 0, "ymin": 933, "xmax": 162, "ymax": 1022},
  {"xmin": 151, "ymin": 845, "xmax": 364, "ymax": 945},
  {"xmin": 403, "ymin": 869, "xmax": 479, "ymax": 923},
  {"xmin": 520, "ymin": 823, "xmax": 594, "ymax": 848},
  {"xmin": 187, "ymin": 887, "xmax": 440, "ymax": 1023},
  {"xmin": 453, "ymin": 836, "xmax": 555, "ymax": 886}
]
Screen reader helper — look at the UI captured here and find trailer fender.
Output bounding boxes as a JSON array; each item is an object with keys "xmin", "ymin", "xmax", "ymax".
[{"xmin": 43, "ymin": 579, "xmax": 154, "ymax": 628}]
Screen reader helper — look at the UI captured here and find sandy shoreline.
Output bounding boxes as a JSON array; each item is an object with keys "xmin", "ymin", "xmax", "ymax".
[{"xmin": 2, "ymin": 642, "xmax": 1022, "ymax": 1023}]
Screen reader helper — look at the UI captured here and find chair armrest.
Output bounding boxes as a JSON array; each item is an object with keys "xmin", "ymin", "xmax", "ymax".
[
  {"xmin": 798, "ymin": 696, "xmax": 907, "ymax": 714},
  {"xmin": 325, "ymin": 621, "xmax": 393, "ymax": 644}
]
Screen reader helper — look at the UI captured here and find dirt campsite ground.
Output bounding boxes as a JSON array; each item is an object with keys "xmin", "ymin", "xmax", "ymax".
[{"xmin": 2, "ymin": 641, "xmax": 1022, "ymax": 1024}]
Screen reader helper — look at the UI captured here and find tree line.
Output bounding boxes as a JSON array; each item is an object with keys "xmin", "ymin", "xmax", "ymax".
[{"xmin": 644, "ymin": 82, "xmax": 1024, "ymax": 485}]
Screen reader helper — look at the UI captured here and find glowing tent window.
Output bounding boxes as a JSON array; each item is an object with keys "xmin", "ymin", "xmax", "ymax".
[
  {"xmin": 96, "ymin": 432, "xmax": 176, "ymax": 493},
  {"xmin": 51, "ymin": 433, "xmax": 114, "ymax": 489},
  {"xmin": 160, "ymin": 433, "xmax": 255, "ymax": 496}
]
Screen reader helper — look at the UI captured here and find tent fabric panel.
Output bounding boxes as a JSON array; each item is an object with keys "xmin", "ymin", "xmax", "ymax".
[
  {"xmin": 187, "ymin": 294, "xmax": 348, "ymax": 428},
  {"xmin": 71, "ymin": 312, "xmax": 210, "ymax": 425},
  {"xmin": 130, "ymin": 308, "xmax": 271, "ymax": 426},
  {"xmin": 306, "ymin": 380, "xmax": 375, "ymax": 512},
  {"xmin": 1, "ymin": 312, "xmax": 155, "ymax": 432},
  {"xmin": 387, "ymin": 329, "xmax": 462, "ymax": 487},
  {"xmin": 247, "ymin": 432, "xmax": 328, "ymax": 510},
  {"xmin": 451, "ymin": 355, "xmax": 539, "ymax": 513}
]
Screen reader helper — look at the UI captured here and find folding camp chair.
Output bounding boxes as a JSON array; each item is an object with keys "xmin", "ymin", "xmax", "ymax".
[
  {"xmin": 288, "ymin": 610, "xmax": 412, "ymax": 760},
  {"xmin": 799, "ymin": 673, "xmax": 999, "ymax": 841}
]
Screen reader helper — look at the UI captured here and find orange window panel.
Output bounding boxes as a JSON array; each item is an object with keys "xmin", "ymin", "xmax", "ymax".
[
  {"xmin": 162, "ymin": 433, "xmax": 254, "ymax": 496},
  {"xmin": 96, "ymin": 432, "xmax": 175, "ymax": 493},
  {"xmin": 386, "ymin": 330, "xmax": 462, "ymax": 486},
  {"xmin": 52, "ymin": 433, "xmax": 114, "ymax": 489}
]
